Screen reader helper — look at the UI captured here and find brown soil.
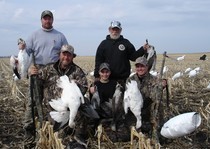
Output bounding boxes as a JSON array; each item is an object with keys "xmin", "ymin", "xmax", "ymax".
[{"xmin": 0, "ymin": 53, "xmax": 210, "ymax": 149}]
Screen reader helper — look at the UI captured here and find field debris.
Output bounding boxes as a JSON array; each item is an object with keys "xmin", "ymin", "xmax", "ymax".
[{"xmin": 0, "ymin": 54, "xmax": 210, "ymax": 148}]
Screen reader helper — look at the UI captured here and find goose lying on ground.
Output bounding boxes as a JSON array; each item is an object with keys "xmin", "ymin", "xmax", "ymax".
[
  {"xmin": 176, "ymin": 55, "xmax": 185, "ymax": 61},
  {"xmin": 161, "ymin": 112, "xmax": 201, "ymax": 138},
  {"xmin": 172, "ymin": 72, "xmax": 183, "ymax": 81}
]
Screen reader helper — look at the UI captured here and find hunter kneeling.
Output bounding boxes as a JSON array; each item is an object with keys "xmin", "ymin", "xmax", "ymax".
[
  {"xmin": 89, "ymin": 63, "xmax": 128, "ymax": 142},
  {"xmin": 24, "ymin": 44, "xmax": 97, "ymax": 149},
  {"xmin": 125, "ymin": 56, "xmax": 167, "ymax": 142}
]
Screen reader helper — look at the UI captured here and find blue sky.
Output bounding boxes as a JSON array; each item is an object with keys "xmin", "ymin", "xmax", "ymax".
[{"xmin": 0, "ymin": 0, "xmax": 209, "ymax": 56}]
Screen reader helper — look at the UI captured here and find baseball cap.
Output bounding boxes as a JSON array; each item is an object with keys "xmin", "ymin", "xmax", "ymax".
[
  {"xmin": 110, "ymin": 21, "xmax": 122, "ymax": 29},
  {"xmin": 135, "ymin": 56, "xmax": 148, "ymax": 66},
  {"xmin": 17, "ymin": 38, "xmax": 25, "ymax": 45},
  {"xmin": 41, "ymin": 10, "xmax": 53, "ymax": 19},
  {"xmin": 99, "ymin": 63, "xmax": 110, "ymax": 72},
  {"xmin": 60, "ymin": 44, "xmax": 76, "ymax": 57}
]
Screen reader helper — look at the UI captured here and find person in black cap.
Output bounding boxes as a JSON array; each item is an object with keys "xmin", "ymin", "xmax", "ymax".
[
  {"xmin": 25, "ymin": 10, "xmax": 68, "ymax": 65},
  {"xmin": 94, "ymin": 21, "xmax": 150, "ymax": 88},
  {"xmin": 89, "ymin": 63, "xmax": 128, "ymax": 142},
  {"xmin": 23, "ymin": 10, "xmax": 69, "ymax": 147},
  {"xmin": 40, "ymin": 10, "xmax": 54, "ymax": 30},
  {"xmin": 90, "ymin": 63, "xmax": 117, "ymax": 106},
  {"xmin": 41, "ymin": 10, "xmax": 53, "ymax": 19}
]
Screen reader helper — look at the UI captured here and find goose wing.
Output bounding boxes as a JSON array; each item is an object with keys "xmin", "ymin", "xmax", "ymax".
[
  {"xmin": 49, "ymin": 98, "xmax": 67, "ymax": 111},
  {"xmin": 50, "ymin": 111, "xmax": 70, "ymax": 128}
]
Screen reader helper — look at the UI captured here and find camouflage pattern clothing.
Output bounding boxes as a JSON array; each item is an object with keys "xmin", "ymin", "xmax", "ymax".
[
  {"xmin": 38, "ymin": 60, "xmax": 88, "ymax": 118},
  {"xmin": 23, "ymin": 60, "xmax": 88, "ymax": 147},
  {"xmin": 125, "ymin": 72, "xmax": 160, "ymax": 136}
]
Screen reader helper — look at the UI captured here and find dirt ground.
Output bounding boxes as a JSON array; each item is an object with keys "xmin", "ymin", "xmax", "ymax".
[{"xmin": 0, "ymin": 53, "xmax": 210, "ymax": 149}]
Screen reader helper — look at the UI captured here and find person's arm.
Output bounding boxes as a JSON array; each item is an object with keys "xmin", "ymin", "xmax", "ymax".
[
  {"xmin": 28, "ymin": 65, "xmax": 38, "ymax": 76},
  {"xmin": 94, "ymin": 42, "xmax": 105, "ymax": 79},
  {"xmin": 89, "ymin": 83, "xmax": 96, "ymax": 94},
  {"xmin": 133, "ymin": 43, "xmax": 150, "ymax": 60},
  {"xmin": 150, "ymin": 78, "xmax": 163, "ymax": 141},
  {"xmin": 25, "ymin": 34, "xmax": 34, "ymax": 57},
  {"xmin": 74, "ymin": 69, "xmax": 88, "ymax": 95},
  {"xmin": 136, "ymin": 45, "xmax": 148, "ymax": 57},
  {"xmin": 60, "ymin": 32, "xmax": 68, "ymax": 45},
  {"xmin": 127, "ymin": 40, "xmax": 147, "ymax": 61}
]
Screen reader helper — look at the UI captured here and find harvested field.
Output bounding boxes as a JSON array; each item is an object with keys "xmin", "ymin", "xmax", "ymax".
[{"xmin": 0, "ymin": 52, "xmax": 210, "ymax": 149}]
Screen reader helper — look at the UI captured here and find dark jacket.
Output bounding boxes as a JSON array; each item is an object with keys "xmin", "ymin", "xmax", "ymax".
[
  {"xmin": 94, "ymin": 80, "xmax": 117, "ymax": 103},
  {"xmin": 94, "ymin": 35, "xmax": 146, "ymax": 80}
]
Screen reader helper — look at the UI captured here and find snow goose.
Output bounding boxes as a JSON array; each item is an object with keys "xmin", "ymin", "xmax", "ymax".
[
  {"xmin": 49, "ymin": 75, "xmax": 85, "ymax": 128},
  {"xmin": 176, "ymin": 55, "xmax": 185, "ymax": 61},
  {"xmin": 124, "ymin": 80, "xmax": 143, "ymax": 129},
  {"xmin": 172, "ymin": 72, "xmax": 183, "ymax": 81},
  {"xmin": 10, "ymin": 49, "xmax": 30, "ymax": 79}
]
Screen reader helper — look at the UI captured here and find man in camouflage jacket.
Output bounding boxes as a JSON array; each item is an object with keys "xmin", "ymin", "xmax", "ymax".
[
  {"xmin": 125, "ymin": 56, "xmax": 162, "ymax": 139},
  {"xmin": 24, "ymin": 44, "xmax": 88, "ymax": 148}
]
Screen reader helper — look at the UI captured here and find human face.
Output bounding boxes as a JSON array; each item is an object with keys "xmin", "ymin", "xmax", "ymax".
[
  {"xmin": 109, "ymin": 27, "xmax": 121, "ymax": 39},
  {"xmin": 59, "ymin": 52, "xmax": 74, "ymax": 68},
  {"xmin": 99, "ymin": 69, "xmax": 111, "ymax": 81},
  {"xmin": 18, "ymin": 43, "xmax": 25, "ymax": 50},
  {"xmin": 41, "ymin": 15, "xmax": 53, "ymax": 29},
  {"xmin": 135, "ymin": 63, "xmax": 148, "ymax": 77}
]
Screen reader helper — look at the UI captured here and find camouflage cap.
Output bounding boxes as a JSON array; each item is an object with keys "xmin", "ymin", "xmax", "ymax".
[
  {"xmin": 135, "ymin": 56, "xmax": 148, "ymax": 66},
  {"xmin": 60, "ymin": 44, "xmax": 76, "ymax": 57},
  {"xmin": 99, "ymin": 63, "xmax": 110, "ymax": 72}
]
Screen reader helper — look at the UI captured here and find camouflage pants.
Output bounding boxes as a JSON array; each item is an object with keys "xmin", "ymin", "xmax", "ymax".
[
  {"xmin": 23, "ymin": 78, "xmax": 44, "ymax": 134},
  {"xmin": 125, "ymin": 109, "xmax": 153, "ymax": 136},
  {"xmin": 56, "ymin": 112, "xmax": 89, "ymax": 147}
]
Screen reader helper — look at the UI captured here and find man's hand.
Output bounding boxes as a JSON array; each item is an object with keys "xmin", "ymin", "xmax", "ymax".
[
  {"xmin": 28, "ymin": 65, "xmax": 38, "ymax": 76},
  {"xmin": 89, "ymin": 86, "xmax": 96, "ymax": 94},
  {"xmin": 143, "ymin": 43, "xmax": 150, "ymax": 51}
]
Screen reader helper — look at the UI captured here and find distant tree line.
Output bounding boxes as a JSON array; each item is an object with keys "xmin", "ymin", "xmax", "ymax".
[{"xmin": 0, "ymin": 56, "xmax": 12, "ymax": 58}]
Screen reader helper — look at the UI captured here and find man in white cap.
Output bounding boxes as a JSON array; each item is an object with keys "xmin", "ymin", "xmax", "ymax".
[{"xmin": 94, "ymin": 21, "xmax": 150, "ymax": 88}]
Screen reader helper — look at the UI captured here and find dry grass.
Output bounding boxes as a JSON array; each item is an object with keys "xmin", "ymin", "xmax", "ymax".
[{"xmin": 0, "ymin": 52, "xmax": 210, "ymax": 148}]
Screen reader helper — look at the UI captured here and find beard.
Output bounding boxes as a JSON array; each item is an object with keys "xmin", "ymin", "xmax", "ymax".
[{"xmin": 110, "ymin": 33, "xmax": 120, "ymax": 40}]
